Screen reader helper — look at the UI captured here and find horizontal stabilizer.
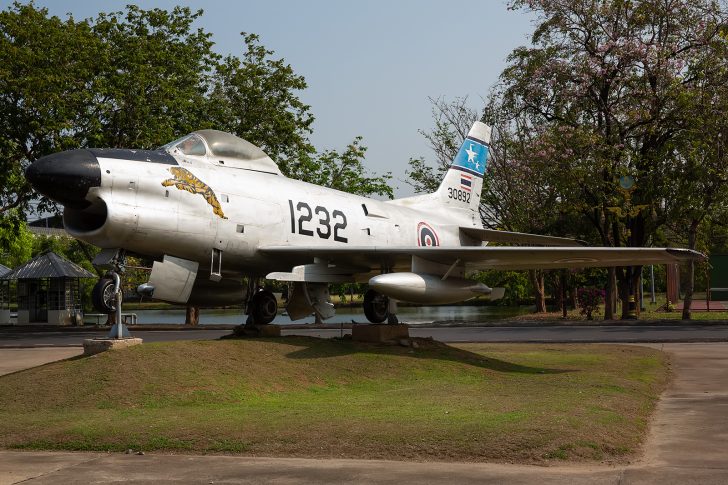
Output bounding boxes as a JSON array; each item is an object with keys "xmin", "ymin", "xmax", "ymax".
[{"xmin": 460, "ymin": 227, "xmax": 587, "ymax": 247}]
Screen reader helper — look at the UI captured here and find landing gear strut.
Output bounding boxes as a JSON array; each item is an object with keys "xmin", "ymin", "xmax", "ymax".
[{"xmin": 91, "ymin": 250, "xmax": 128, "ymax": 339}]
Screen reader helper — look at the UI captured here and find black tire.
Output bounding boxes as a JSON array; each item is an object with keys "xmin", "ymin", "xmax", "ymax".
[
  {"xmin": 249, "ymin": 290, "xmax": 277, "ymax": 325},
  {"xmin": 363, "ymin": 289, "xmax": 389, "ymax": 323},
  {"xmin": 92, "ymin": 277, "xmax": 117, "ymax": 314}
]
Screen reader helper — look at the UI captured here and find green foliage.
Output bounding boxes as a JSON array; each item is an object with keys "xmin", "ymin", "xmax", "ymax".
[
  {"xmin": 473, "ymin": 270, "xmax": 531, "ymax": 305},
  {"xmin": 0, "ymin": 2, "xmax": 392, "ymax": 244},
  {"xmin": 89, "ymin": 5, "xmax": 218, "ymax": 149},
  {"xmin": 0, "ymin": 2, "xmax": 103, "ymax": 216},
  {"xmin": 577, "ymin": 288, "xmax": 605, "ymax": 320},
  {"xmin": 0, "ymin": 214, "xmax": 32, "ymax": 268},
  {"xmin": 208, "ymin": 33, "xmax": 314, "ymax": 169},
  {"xmin": 292, "ymin": 137, "xmax": 394, "ymax": 198}
]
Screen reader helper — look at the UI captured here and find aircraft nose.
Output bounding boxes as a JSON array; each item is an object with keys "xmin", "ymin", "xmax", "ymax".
[{"xmin": 25, "ymin": 149, "xmax": 101, "ymax": 209}]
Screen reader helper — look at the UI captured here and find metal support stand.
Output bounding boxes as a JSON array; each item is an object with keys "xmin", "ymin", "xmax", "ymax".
[
  {"xmin": 107, "ymin": 272, "xmax": 130, "ymax": 339},
  {"xmin": 244, "ymin": 276, "xmax": 259, "ymax": 325},
  {"xmin": 387, "ymin": 299, "xmax": 399, "ymax": 324},
  {"xmin": 104, "ymin": 251, "xmax": 131, "ymax": 339}
]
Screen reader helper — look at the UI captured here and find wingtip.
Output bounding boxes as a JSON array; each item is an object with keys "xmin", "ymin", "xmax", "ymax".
[{"xmin": 666, "ymin": 248, "xmax": 707, "ymax": 261}]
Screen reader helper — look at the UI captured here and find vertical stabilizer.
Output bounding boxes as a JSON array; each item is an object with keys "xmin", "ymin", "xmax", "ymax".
[{"xmin": 434, "ymin": 121, "xmax": 491, "ymax": 214}]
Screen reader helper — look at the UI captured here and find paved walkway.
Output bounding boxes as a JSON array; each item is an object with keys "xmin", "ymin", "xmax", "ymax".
[
  {"xmin": 0, "ymin": 347, "xmax": 82, "ymax": 376},
  {"xmin": 0, "ymin": 343, "xmax": 726, "ymax": 483}
]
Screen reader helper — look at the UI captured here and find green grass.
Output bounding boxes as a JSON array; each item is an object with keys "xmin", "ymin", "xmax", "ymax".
[{"xmin": 0, "ymin": 338, "xmax": 668, "ymax": 463}]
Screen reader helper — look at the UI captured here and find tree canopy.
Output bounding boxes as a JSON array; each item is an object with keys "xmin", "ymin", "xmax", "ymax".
[
  {"xmin": 408, "ymin": 0, "xmax": 728, "ymax": 318},
  {"xmin": 0, "ymin": 1, "xmax": 393, "ymax": 255}
]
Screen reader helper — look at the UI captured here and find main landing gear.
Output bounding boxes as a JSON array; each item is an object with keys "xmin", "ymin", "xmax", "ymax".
[
  {"xmin": 245, "ymin": 277, "xmax": 277, "ymax": 325},
  {"xmin": 363, "ymin": 289, "xmax": 399, "ymax": 324}
]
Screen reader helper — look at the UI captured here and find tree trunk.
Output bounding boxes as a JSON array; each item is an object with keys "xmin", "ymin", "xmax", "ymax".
[
  {"xmin": 560, "ymin": 270, "xmax": 568, "ymax": 319},
  {"xmin": 681, "ymin": 220, "xmax": 699, "ymax": 320},
  {"xmin": 185, "ymin": 306, "xmax": 200, "ymax": 326},
  {"xmin": 605, "ymin": 267, "xmax": 616, "ymax": 320},
  {"xmin": 529, "ymin": 270, "xmax": 547, "ymax": 313},
  {"xmin": 619, "ymin": 268, "xmax": 641, "ymax": 320}
]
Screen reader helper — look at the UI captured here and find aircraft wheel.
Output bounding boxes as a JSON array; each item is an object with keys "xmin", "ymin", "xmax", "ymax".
[
  {"xmin": 363, "ymin": 289, "xmax": 389, "ymax": 323},
  {"xmin": 250, "ymin": 290, "xmax": 277, "ymax": 325},
  {"xmin": 92, "ymin": 277, "xmax": 117, "ymax": 314}
]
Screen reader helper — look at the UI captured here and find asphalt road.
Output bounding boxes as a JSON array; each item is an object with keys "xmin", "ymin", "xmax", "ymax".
[{"xmin": 2, "ymin": 324, "xmax": 728, "ymax": 347}]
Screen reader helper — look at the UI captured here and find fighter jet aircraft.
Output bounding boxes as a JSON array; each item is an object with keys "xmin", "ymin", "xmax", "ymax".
[{"xmin": 25, "ymin": 122, "xmax": 702, "ymax": 324}]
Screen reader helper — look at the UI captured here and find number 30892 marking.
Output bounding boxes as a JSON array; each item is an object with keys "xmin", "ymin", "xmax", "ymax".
[{"xmin": 447, "ymin": 187, "xmax": 471, "ymax": 203}]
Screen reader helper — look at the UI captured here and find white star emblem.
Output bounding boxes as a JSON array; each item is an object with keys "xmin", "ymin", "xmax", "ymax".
[{"xmin": 465, "ymin": 144, "xmax": 477, "ymax": 164}]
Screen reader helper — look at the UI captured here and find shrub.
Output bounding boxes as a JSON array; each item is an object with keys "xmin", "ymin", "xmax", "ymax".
[{"xmin": 577, "ymin": 287, "xmax": 605, "ymax": 320}]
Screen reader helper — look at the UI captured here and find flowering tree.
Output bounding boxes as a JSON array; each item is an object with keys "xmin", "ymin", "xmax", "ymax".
[{"xmin": 500, "ymin": 0, "xmax": 728, "ymax": 318}]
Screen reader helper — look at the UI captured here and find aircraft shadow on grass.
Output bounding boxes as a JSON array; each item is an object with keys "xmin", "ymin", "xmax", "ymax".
[{"xmin": 278, "ymin": 336, "xmax": 571, "ymax": 375}]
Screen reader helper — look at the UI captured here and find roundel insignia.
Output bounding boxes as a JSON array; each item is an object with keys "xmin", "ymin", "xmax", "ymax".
[{"xmin": 417, "ymin": 222, "xmax": 440, "ymax": 247}]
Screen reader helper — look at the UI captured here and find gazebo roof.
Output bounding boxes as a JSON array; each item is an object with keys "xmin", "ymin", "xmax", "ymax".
[
  {"xmin": 0, "ymin": 264, "xmax": 10, "ymax": 278},
  {"xmin": 3, "ymin": 251, "xmax": 95, "ymax": 280}
]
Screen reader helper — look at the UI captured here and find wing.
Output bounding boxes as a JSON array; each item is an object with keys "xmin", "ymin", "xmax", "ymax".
[
  {"xmin": 259, "ymin": 245, "xmax": 703, "ymax": 274},
  {"xmin": 459, "ymin": 227, "xmax": 587, "ymax": 247}
]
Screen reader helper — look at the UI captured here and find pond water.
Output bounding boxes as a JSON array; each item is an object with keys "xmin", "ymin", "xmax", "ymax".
[{"xmin": 129, "ymin": 305, "xmax": 534, "ymax": 326}]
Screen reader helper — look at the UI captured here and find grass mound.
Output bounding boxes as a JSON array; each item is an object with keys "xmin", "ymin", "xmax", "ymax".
[{"xmin": 0, "ymin": 337, "xmax": 667, "ymax": 463}]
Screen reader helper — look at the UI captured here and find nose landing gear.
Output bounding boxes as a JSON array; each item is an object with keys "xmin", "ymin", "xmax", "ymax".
[
  {"xmin": 91, "ymin": 250, "xmax": 128, "ymax": 339},
  {"xmin": 92, "ymin": 277, "xmax": 118, "ymax": 314}
]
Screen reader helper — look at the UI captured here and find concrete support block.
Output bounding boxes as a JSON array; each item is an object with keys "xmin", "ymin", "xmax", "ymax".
[
  {"xmin": 245, "ymin": 324, "xmax": 282, "ymax": 337},
  {"xmin": 83, "ymin": 338, "xmax": 143, "ymax": 356},
  {"xmin": 352, "ymin": 324, "xmax": 409, "ymax": 343},
  {"xmin": 230, "ymin": 324, "xmax": 283, "ymax": 338}
]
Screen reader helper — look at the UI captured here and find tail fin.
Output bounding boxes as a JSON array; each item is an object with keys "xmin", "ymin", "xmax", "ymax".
[{"xmin": 434, "ymin": 121, "xmax": 491, "ymax": 213}]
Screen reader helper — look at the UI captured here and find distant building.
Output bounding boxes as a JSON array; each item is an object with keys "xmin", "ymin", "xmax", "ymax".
[
  {"xmin": 710, "ymin": 254, "xmax": 728, "ymax": 301},
  {"xmin": 26, "ymin": 215, "xmax": 68, "ymax": 237},
  {"xmin": 2, "ymin": 251, "xmax": 95, "ymax": 325}
]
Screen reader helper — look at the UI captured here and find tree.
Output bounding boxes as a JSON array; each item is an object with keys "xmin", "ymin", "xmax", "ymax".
[
  {"xmin": 207, "ymin": 33, "xmax": 315, "ymax": 170},
  {"xmin": 89, "ymin": 5, "xmax": 219, "ymax": 149},
  {"xmin": 501, "ymin": 0, "xmax": 728, "ymax": 318},
  {"xmin": 293, "ymin": 137, "xmax": 394, "ymax": 198},
  {"xmin": 407, "ymin": 97, "xmax": 584, "ymax": 312},
  {"xmin": 1, "ymin": 3, "xmax": 394, "ymax": 255},
  {"xmin": 667, "ymin": 38, "xmax": 728, "ymax": 318},
  {"xmin": 0, "ymin": 2, "xmax": 103, "ymax": 218}
]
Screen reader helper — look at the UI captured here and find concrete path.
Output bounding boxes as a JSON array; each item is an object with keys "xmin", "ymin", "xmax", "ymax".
[
  {"xmin": 0, "ymin": 347, "xmax": 83, "ymax": 376},
  {"xmin": 630, "ymin": 343, "xmax": 728, "ymax": 483},
  {"xmin": 0, "ymin": 343, "xmax": 726, "ymax": 483}
]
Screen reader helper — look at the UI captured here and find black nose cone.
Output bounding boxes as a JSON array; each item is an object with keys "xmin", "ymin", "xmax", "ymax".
[{"xmin": 26, "ymin": 149, "xmax": 101, "ymax": 209}]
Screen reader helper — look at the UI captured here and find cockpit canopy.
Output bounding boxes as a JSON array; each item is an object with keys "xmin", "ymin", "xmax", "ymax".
[{"xmin": 162, "ymin": 129, "xmax": 281, "ymax": 175}]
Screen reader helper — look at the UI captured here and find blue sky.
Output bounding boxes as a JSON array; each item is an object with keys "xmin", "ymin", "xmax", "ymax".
[{"xmin": 5, "ymin": 0, "xmax": 536, "ymax": 197}]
